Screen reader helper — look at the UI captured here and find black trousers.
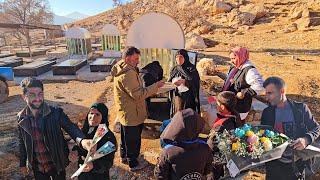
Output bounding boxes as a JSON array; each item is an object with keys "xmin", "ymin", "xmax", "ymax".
[
  {"xmin": 120, "ymin": 123, "xmax": 144, "ymax": 168},
  {"xmin": 266, "ymin": 160, "xmax": 305, "ymax": 180},
  {"xmin": 33, "ymin": 170, "xmax": 66, "ymax": 180},
  {"xmin": 78, "ymin": 171, "xmax": 110, "ymax": 180}
]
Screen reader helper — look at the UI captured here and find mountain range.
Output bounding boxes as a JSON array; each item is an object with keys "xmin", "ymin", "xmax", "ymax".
[{"xmin": 53, "ymin": 12, "xmax": 89, "ymax": 25}]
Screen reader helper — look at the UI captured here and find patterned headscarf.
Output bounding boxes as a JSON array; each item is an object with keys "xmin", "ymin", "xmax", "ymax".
[{"xmin": 231, "ymin": 46, "xmax": 249, "ymax": 68}]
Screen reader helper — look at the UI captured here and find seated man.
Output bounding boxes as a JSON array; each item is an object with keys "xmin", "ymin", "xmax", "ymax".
[
  {"xmin": 154, "ymin": 108, "xmax": 213, "ymax": 180},
  {"xmin": 261, "ymin": 76, "xmax": 320, "ymax": 180}
]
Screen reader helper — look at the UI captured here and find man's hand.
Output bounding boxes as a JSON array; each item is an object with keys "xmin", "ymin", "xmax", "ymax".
[
  {"xmin": 20, "ymin": 166, "xmax": 29, "ymax": 176},
  {"xmin": 173, "ymin": 79, "xmax": 185, "ymax": 86},
  {"xmin": 69, "ymin": 150, "xmax": 78, "ymax": 163},
  {"xmin": 292, "ymin": 137, "xmax": 308, "ymax": 150},
  {"xmin": 156, "ymin": 80, "xmax": 165, "ymax": 88},
  {"xmin": 236, "ymin": 92, "xmax": 245, "ymax": 99},
  {"xmin": 83, "ymin": 162, "xmax": 93, "ymax": 172}
]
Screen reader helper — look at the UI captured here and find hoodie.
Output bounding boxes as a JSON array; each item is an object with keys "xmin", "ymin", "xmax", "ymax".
[
  {"xmin": 154, "ymin": 108, "xmax": 213, "ymax": 180},
  {"xmin": 111, "ymin": 59, "xmax": 159, "ymax": 126}
]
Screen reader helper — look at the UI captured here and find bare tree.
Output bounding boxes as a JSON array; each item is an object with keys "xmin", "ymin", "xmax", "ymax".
[{"xmin": 1, "ymin": 0, "xmax": 53, "ymax": 58}]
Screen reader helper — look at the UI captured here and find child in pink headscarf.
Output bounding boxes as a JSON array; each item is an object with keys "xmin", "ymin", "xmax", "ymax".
[{"xmin": 222, "ymin": 46, "xmax": 264, "ymax": 121}]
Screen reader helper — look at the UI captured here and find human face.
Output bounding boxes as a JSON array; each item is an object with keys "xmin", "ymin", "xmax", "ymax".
[
  {"xmin": 126, "ymin": 53, "xmax": 140, "ymax": 67},
  {"xmin": 23, "ymin": 87, "xmax": 44, "ymax": 110},
  {"xmin": 229, "ymin": 52, "xmax": 238, "ymax": 65},
  {"xmin": 175, "ymin": 55, "xmax": 185, "ymax": 65},
  {"xmin": 216, "ymin": 100, "xmax": 228, "ymax": 114},
  {"xmin": 265, "ymin": 84, "xmax": 284, "ymax": 106},
  {"xmin": 88, "ymin": 108, "xmax": 102, "ymax": 127}
]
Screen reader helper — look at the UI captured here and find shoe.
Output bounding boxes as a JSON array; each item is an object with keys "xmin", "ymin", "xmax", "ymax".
[{"xmin": 129, "ymin": 159, "xmax": 148, "ymax": 172}]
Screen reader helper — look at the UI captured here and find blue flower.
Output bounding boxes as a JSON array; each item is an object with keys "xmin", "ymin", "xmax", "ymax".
[
  {"xmin": 242, "ymin": 124, "xmax": 252, "ymax": 132},
  {"xmin": 235, "ymin": 128, "xmax": 245, "ymax": 138},
  {"xmin": 265, "ymin": 130, "xmax": 275, "ymax": 138}
]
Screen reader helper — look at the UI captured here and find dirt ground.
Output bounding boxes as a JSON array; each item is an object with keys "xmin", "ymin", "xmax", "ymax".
[
  {"xmin": 1, "ymin": 39, "xmax": 320, "ymax": 180},
  {"xmin": 1, "ymin": 1, "xmax": 320, "ymax": 178},
  {"xmin": 1, "ymin": 48, "xmax": 320, "ymax": 179}
]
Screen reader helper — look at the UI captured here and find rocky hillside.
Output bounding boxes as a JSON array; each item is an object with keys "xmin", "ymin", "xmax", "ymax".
[{"xmin": 69, "ymin": 0, "xmax": 320, "ymax": 49}]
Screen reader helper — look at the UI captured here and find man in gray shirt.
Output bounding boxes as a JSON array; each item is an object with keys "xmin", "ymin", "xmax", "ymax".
[{"xmin": 261, "ymin": 76, "xmax": 320, "ymax": 180}]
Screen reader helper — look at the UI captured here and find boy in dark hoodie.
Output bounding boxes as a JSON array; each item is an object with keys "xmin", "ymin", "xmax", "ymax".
[
  {"xmin": 154, "ymin": 108, "xmax": 213, "ymax": 180},
  {"xmin": 73, "ymin": 103, "xmax": 117, "ymax": 180},
  {"xmin": 207, "ymin": 91, "xmax": 242, "ymax": 180}
]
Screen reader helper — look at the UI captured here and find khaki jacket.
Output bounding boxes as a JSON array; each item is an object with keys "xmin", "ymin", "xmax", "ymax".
[{"xmin": 111, "ymin": 59, "xmax": 158, "ymax": 126}]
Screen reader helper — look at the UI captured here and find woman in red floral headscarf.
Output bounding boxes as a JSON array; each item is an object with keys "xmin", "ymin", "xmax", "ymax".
[{"xmin": 222, "ymin": 46, "xmax": 264, "ymax": 121}]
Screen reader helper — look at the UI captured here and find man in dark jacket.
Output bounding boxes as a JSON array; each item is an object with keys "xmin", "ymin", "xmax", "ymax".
[
  {"xmin": 261, "ymin": 76, "xmax": 320, "ymax": 180},
  {"xmin": 154, "ymin": 108, "xmax": 213, "ymax": 180},
  {"xmin": 18, "ymin": 77, "xmax": 93, "ymax": 180}
]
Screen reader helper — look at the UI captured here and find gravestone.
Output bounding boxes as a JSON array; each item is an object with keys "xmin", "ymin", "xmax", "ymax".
[
  {"xmin": 0, "ymin": 57, "xmax": 23, "ymax": 67},
  {"xmin": 52, "ymin": 58, "xmax": 87, "ymax": 75},
  {"xmin": 90, "ymin": 58, "xmax": 118, "ymax": 72},
  {"xmin": 13, "ymin": 60, "xmax": 56, "ymax": 76}
]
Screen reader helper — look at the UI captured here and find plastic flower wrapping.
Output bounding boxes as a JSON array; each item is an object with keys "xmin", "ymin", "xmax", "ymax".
[{"xmin": 217, "ymin": 124, "xmax": 289, "ymax": 159}]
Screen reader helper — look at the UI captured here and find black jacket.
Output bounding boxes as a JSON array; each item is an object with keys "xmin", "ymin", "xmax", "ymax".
[
  {"xmin": 261, "ymin": 99, "xmax": 320, "ymax": 176},
  {"xmin": 261, "ymin": 99, "xmax": 320, "ymax": 143},
  {"xmin": 18, "ymin": 103, "xmax": 84, "ymax": 172},
  {"xmin": 155, "ymin": 109, "xmax": 212, "ymax": 180}
]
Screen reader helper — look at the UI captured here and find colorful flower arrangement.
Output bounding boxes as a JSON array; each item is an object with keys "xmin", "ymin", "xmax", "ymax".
[{"xmin": 217, "ymin": 124, "xmax": 289, "ymax": 159}]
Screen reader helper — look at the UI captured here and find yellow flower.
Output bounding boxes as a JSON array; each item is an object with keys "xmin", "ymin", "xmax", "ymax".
[
  {"xmin": 260, "ymin": 137, "xmax": 269, "ymax": 143},
  {"xmin": 232, "ymin": 142, "xmax": 241, "ymax": 151},
  {"xmin": 263, "ymin": 140, "xmax": 273, "ymax": 151},
  {"xmin": 259, "ymin": 129, "xmax": 265, "ymax": 135},
  {"xmin": 245, "ymin": 130, "xmax": 254, "ymax": 137}
]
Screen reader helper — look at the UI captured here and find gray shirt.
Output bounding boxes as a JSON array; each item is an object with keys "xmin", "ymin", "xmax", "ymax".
[
  {"xmin": 275, "ymin": 101, "xmax": 295, "ymax": 163},
  {"xmin": 275, "ymin": 101, "xmax": 295, "ymax": 137}
]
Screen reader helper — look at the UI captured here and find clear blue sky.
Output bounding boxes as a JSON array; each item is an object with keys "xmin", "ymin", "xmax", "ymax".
[{"xmin": 48, "ymin": 0, "xmax": 132, "ymax": 16}]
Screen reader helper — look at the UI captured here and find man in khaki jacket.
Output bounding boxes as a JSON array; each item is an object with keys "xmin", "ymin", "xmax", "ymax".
[{"xmin": 111, "ymin": 46, "xmax": 164, "ymax": 171}]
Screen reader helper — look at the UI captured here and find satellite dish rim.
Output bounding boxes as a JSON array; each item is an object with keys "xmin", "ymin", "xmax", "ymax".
[
  {"xmin": 126, "ymin": 11, "xmax": 185, "ymax": 49},
  {"xmin": 102, "ymin": 24, "xmax": 120, "ymax": 36},
  {"xmin": 65, "ymin": 27, "xmax": 91, "ymax": 39}
]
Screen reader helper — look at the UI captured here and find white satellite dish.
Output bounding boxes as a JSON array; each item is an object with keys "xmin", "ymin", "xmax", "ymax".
[
  {"xmin": 102, "ymin": 24, "xmax": 120, "ymax": 36},
  {"xmin": 126, "ymin": 12, "xmax": 185, "ymax": 49},
  {"xmin": 65, "ymin": 27, "xmax": 91, "ymax": 39}
]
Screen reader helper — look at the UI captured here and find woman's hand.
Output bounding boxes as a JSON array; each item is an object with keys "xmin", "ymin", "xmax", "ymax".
[
  {"xmin": 83, "ymin": 162, "xmax": 94, "ymax": 172},
  {"xmin": 236, "ymin": 92, "xmax": 245, "ymax": 99}
]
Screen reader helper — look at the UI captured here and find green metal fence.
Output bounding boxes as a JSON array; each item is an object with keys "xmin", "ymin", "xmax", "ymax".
[
  {"xmin": 101, "ymin": 35, "xmax": 121, "ymax": 51},
  {"xmin": 66, "ymin": 38, "xmax": 92, "ymax": 56}
]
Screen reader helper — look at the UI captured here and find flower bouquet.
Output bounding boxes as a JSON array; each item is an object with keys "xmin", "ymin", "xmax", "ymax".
[
  {"xmin": 71, "ymin": 124, "xmax": 111, "ymax": 179},
  {"xmin": 71, "ymin": 141, "xmax": 116, "ymax": 178},
  {"xmin": 216, "ymin": 124, "xmax": 290, "ymax": 177}
]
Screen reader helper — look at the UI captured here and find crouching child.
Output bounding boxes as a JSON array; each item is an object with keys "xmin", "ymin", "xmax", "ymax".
[
  {"xmin": 154, "ymin": 108, "xmax": 213, "ymax": 180},
  {"xmin": 207, "ymin": 91, "xmax": 242, "ymax": 179}
]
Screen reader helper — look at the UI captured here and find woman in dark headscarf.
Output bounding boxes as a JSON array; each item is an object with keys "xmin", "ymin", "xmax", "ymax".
[
  {"xmin": 168, "ymin": 49, "xmax": 200, "ymax": 117},
  {"xmin": 73, "ymin": 103, "xmax": 117, "ymax": 180}
]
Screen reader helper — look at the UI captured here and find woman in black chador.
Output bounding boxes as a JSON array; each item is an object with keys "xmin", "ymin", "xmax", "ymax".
[{"xmin": 168, "ymin": 49, "xmax": 200, "ymax": 117}]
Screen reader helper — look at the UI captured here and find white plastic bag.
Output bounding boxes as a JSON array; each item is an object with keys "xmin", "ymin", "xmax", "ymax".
[{"xmin": 172, "ymin": 77, "xmax": 189, "ymax": 93}]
